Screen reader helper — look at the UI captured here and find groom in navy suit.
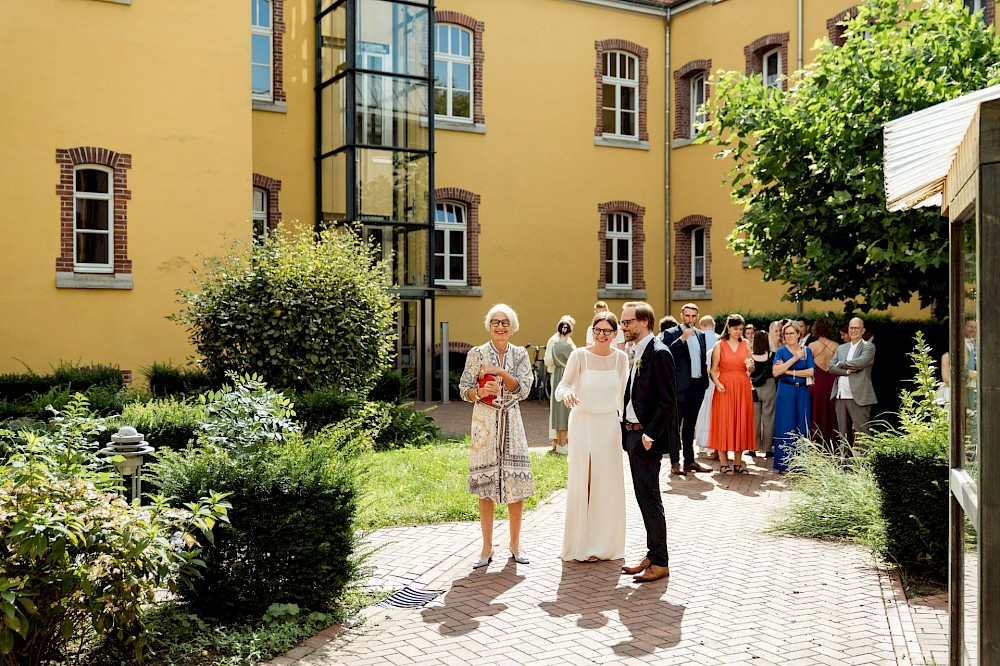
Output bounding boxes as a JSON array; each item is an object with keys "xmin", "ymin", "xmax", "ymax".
[
  {"xmin": 619, "ymin": 302, "xmax": 677, "ymax": 583},
  {"xmin": 661, "ymin": 303, "xmax": 713, "ymax": 476}
]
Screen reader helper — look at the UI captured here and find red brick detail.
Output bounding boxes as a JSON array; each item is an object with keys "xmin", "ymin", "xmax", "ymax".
[
  {"xmin": 435, "ymin": 11, "xmax": 486, "ymax": 125},
  {"xmin": 594, "ymin": 39, "xmax": 649, "ymax": 142},
  {"xmin": 597, "ymin": 200, "xmax": 646, "ymax": 291},
  {"xmin": 435, "ymin": 187, "xmax": 481, "ymax": 287},
  {"xmin": 55, "ymin": 147, "xmax": 133, "ymax": 274},
  {"xmin": 253, "ymin": 173, "xmax": 283, "ymax": 232},
  {"xmin": 673, "ymin": 215, "xmax": 712, "ymax": 291},
  {"xmin": 673, "ymin": 58, "xmax": 712, "ymax": 140},
  {"xmin": 989, "ymin": 1, "xmax": 997, "ymax": 28},
  {"xmin": 272, "ymin": 0, "xmax": 286, "ymax": 103},
  {"xmin": 744, "ymin": 33, "xmax": 790, "ymax": 91},
  {"xmin": 826, "ymin": 6, "xmax": 859, "ymax": 47}
]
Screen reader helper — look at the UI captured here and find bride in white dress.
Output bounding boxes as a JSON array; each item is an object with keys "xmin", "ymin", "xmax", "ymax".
[{"xmin": 554, "ymin": 312, "xmax": 629, "ymax": 562}]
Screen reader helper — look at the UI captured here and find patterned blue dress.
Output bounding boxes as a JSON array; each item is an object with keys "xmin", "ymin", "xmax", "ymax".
[{"xmin": 773, "ymin": 345, "xmax": 814, "ymax": 472}]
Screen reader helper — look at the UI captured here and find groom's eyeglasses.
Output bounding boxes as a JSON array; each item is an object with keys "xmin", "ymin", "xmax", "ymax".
[{"xmin": 592, "ymin": 327, "xmax": 615, "ymax": 337}]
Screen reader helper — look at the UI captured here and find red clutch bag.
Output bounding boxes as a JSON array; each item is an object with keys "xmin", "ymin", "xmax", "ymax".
[{"xmin": 478, "ymin": 374, "xmax": 496, "ymax": 406}]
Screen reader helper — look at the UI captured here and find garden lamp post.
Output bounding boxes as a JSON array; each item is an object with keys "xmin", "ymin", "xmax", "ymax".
[{"xmin": 100, "ymin": 426, "xmax": 154, "ymax": 503}]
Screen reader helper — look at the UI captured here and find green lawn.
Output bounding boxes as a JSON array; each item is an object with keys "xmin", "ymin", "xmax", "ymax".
[{"xmin": 356, "ymin": 439, "xmax": 568, "ymax": 530}]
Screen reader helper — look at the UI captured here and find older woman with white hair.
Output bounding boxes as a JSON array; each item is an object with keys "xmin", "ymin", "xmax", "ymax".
[{"xmin": 459, "ymin": 303, "xmax": 535, "ymax": 569}]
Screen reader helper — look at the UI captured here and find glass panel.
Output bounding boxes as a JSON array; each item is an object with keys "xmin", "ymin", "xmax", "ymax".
[
  {"xmin": 320, "ymin": 152, "xmax": 347, "ymax": 223},
  {"xmin": 603, "ymin": 52, "xmax": 613, "ymax": 77},
  {"xmin": 357, "ymin": 150, "xmax": 429, "ymax": 224},
  {"xmin": 253, "ymin": 188, "xmax": 266, "ymax": 213},
  {"xmin": 694, "ymin": 228, "xmax": 704, "ymax": 254},
  {"xmin": 434, "ymin": 60, "xmax": 447, "ymax": 87},
  {"xmin": 357, "ymin": 0, "xmax": 429, "ymax": 78},
  {"xmin": 393, "ymin": 226, "xmax": 429, "ymax": 286},
  {"xmin": 77, "ymin": 199, "xmax": 109, "ymax": 231},
  {"xmin": 626, "ymin": 55, "xmax": 635, "ymax": 81},
  {"xmin": 449, "ymin": 229, "xmax": 463, "ymax": 254},
  {"xmin": 76, "ymin": 169, "xmax": 109, "ymax": 193},
  {"xmin": 603, "ymin": 84, "xmax": 616, "ymax": 107},
  {"xmin": 602, "ymin": 108, "xmax": 616, "ymax": 133},
  {"xmin": 76, "ymin": 232, "xmax": 109, "ymax": 264},
  {"xmin": 252, "ymin": 33, "xmax": 271, "ymax": 67},
  {"xmin": 605, "ymin": 259, "xmax": 613, "ymax": 284},
  {"xmin": 434, "ymin": 88, "xmax": 448, "ymax": 116},
  {"xmin": 435, "ymin": 25, "xmax": 448, "ymax": 54},
  {"xmin": 319, "ymin": 7, "xmax": 347, "ymax": 83},
  {"xmin": 605, "ymin": 238, "xmax": 614, "ymax": 263},
  {"xmin": 449, "ymin": 256, "xmax": 462, "ymax": 279},
  {"xmin": 356, "ymin": 74, "xmax": 429, "ymax": 149},
  {"xmin": 452, "ymin": 63, "xmax": 470, "ymax": 91},
  {"xmin": 620, "ymin": 86, "xmax": 635, "ymax": 112},
  {"xmin": 963, "ymin": 217, "xmax": 978, "ymax": 469},
  {"xmin": 617, "ymin": 261, "xmax": 629, "ymax": 286},
  {"xmin": 694, "ymin": 257, "xmax": 705, "ymax": 285},
  {"xmin": 433, "ymin": 254, "xmax": 444, "ymax": 280},
  {"xmin": 460, "ymin": 29, "xmax": 470, "ymax": 57},
  {"xmin": 253, "ymin": 218, "xmax": 267, "ymax": 241},
  {"xmin": 452, "ymin": 92, "xmax": 470, "ymax": 120},
  {"xmin": 252, "ymin": 0, "xmax": 271, "ymax": 28},
  {"xmin": 320, "ymin": 79, "xmax": 346, "ymax": 154},
  {"xmin": 252, "ymin": 65, "xmax": 271, "ymax": 96},
  {"xmin": 621, "ymin": 110, "xmax": 635, "ymax": 137}
]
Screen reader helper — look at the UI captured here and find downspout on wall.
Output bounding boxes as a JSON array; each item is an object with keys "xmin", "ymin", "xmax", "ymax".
[{"xmin": 664, "ymin": 6, "xmax": 672, "ymax": 316}]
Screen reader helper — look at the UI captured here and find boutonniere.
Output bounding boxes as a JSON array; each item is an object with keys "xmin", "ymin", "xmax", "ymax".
[{"xmin": 635, "ymin": 358, "xmax": 643, "ymax": 377}]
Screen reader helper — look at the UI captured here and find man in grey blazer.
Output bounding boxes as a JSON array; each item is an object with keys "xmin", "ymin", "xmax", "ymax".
[{"xmin": 828, "ymin": 317, "xmax": 877, "ymax": 447}]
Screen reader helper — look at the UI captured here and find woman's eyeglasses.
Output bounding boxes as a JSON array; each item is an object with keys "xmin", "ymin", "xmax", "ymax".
[
  {"xmin": 490, "ymin": 319, "xmax": 511, "ymax": 328},
  {"xmin": 592, "ymin": 327, "xmax": 615, "ymax": 337}
]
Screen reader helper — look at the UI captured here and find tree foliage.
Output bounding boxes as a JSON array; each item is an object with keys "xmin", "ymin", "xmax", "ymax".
[
  {"xmin": 703, "ymin": 0, "xmax": 1000, "ymax": 312},
  {"xmin": 174, "ymin": 227, "xmax": 397, "ymax": 393}
]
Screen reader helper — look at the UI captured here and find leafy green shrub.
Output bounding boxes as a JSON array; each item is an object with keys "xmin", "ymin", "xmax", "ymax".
[
  {"xmin": 143, "ymin": 362, "xmax": 214, "ymax": 397},
  {"xmin": 353, "ymin": 400, "xmax": 443, "ymax": 451},
  {"xmin": 148, "ymin": 424, "xmax": 366, "ymax": 615},
  {"xmin": 0, "ymin": 374, "xmax": 50, "ymax": 403},
  {"xmin": 294, "ymin": 386, "xmax": 363, "ymax": 434},
  {"xmin": 0, "ymin": 395, "xmax": 228, "ymax": 666},
  {"xmin": 367, "ymin": 368, "xmax": 414, "ymax": 403},
  {"xmin": 173, "ymin": 226, "xmax": 397, "ymax": 393},
  {"xmin": 109, "ymin": 398, "xmax": 207, "ymax": 451},
  {"xmin": 197, "ymin": 373, "xmax": 299, "ymax": 453},
  {"xmin": 867, "ymin": 332, "xmax": 949, "ymax": 581}
]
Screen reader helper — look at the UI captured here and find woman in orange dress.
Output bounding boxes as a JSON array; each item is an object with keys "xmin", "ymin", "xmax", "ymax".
[{"xmin": 709, "ymin": 314, "xmax": 757, "ymax": 474}]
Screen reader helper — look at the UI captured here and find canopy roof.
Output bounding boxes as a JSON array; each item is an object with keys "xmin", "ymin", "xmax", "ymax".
[{"xmin": 883, "ymin": 83, "xmax": 1000, "ymax": 212}]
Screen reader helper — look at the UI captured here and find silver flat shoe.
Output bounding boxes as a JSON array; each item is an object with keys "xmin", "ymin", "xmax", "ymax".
[
  {"xmin": 472, "ymin": 551, "xmax": 493, "ymax": 569},
  {"xmin": 511, "ymin": 551, "xmax": 530, "ymax": 564}
]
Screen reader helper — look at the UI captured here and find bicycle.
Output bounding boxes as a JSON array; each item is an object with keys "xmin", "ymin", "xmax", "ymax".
[{"xmin": 525, "ymin": 344, "xmax": 550, "ymax": 404}]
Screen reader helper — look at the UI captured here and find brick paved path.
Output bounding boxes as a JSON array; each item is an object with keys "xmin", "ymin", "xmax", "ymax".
[{"xmin": 268, "ymin": 401, "xmax": 950, "ymax": 666}]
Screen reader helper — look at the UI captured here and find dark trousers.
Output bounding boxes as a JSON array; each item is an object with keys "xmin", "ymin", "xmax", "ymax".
[
  {"xmin": 669, "ymin": 382, "xmax": 707, "ymax": 465},
  {"xmin": 625, "ymin": 430, "xmax": 668, "ymax": 567}
]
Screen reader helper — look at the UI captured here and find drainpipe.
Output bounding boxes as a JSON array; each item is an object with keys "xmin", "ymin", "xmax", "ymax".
[
  {"xmin": 664, "ymin": 7, "xmax": 672, "ymax": 317},
  {"xmin": 796, "ymin": 0, "xmax": 803, "ymax": 315}
]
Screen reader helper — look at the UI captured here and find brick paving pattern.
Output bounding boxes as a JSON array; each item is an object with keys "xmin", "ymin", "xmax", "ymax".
[{"xmin": 267, "ymin": 401, "xmax": 954, "ymax": 666}]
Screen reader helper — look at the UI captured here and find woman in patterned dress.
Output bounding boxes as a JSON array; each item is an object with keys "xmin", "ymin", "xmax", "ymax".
[{"xmin": 459, "ymin": 304, "xmax": 535, "ymax": 569}]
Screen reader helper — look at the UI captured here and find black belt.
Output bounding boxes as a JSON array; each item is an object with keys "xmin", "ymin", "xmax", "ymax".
[
  {"xmin": 780, "ymin": 378, "xmax": 806, "ymax": 387},
  {"xmin": 624, "ymin": 422, "xmax": 644, "ymax": 431}
]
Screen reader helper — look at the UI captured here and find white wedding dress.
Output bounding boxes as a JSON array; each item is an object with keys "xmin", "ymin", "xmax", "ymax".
[{"xmin": 554, "ymin": 347, "xmax": 629, "ymax": 561}]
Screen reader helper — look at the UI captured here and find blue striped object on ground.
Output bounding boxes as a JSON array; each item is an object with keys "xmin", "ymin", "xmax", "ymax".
[{"xmin": 375, "ymin": 586, "xmax": 445, "ymax": 608}]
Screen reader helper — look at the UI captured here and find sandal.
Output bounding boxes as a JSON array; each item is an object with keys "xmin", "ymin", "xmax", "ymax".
[
  {"xmin": 718, "ymin": 465, "xmax": 733, "ymax": 475},
  {"xmin": 732, "ymin": 464, "xmax": 749, "ymax": 475}
]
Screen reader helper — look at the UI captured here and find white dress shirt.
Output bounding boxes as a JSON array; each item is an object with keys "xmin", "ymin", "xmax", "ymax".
[
  {"xmin": 836, "ymin": 341, "xmax": 861, "ymax": 399},
  {"xmin": 625, "ymin": 333, "xmax": 654, "ymax": 424}
]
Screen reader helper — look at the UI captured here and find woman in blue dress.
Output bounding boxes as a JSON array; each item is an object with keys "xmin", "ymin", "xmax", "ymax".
[{"xmin": 771, "ymin": 320, "xmax": 815, "ymax": 473}]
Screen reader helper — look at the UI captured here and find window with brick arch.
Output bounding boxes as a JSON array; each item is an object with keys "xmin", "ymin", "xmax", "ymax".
[
  {"xmin": 673, "ymin": 215, "xmax": 712, "ymax": 297},
  {"xmin": 56, "ymin": 146, "xmax": 133, "ymax": 289},
  {"xmin": 691, "ymin": 227, "xmax": 706, "ymax": 290},
  {"xmin": 435, "ymin": 24, "xmax": 473, "ymax": 121},
  {"xmin": 673, "ymin": 59, "xmax": 711, "ymax": 141},
  {"xmin": 826, "ymin": 7, "xmax": 859, "ymax": 47},
  {"xmin": 744, "ymin": 33, "xmax": 789, "ymax": 92},
  {"xmin": 605, "ymin": 212, "xmax": 633, "ymax": 288},
  {"xmin": 602, "ymin": 51, "xmax": 638, "ymax": 139},
  {"xmin": 434, "ymin": 202, "xmax": 467, "ymax": 285},
  {"xmin": 251, "ymin": 0, "xmax": 285, "ymax": 108}
]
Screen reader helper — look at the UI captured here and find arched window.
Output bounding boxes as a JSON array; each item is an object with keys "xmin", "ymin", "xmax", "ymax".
[
  {"xmin": 73, "ymin": 165, "xmax": 113, "ymax": 272},
  {"xmin": 605, "ymin": 212, "xmax": 633, "ymax": 288},
  {"xmin": 434, "ymin": 202, "xmax": 468, "ymax": 285},
  {"xmin": 744, "ymin": 34, "xmax": 789, "ymax": 92},
  {"xmin": 251, "ymin": 0, "xmax": 273, "ymax": 100},
  {"xmin": 602, "ymin": 51, "xmax": 638, "ymax": 139},
  {"xmin": 434, "ymin": 24, "xmax": 473, "ymax": 121},
  {"xmin": 253, "ymin": 187, "xmax": 268, "ymax": 242},
  {"xmin": 691, "ymin": 227, "xmax": 706, "ymax": 290},
  {"xmin": 690, "ymin": 73, "xmax": 707, "ymax": 132},
  {"xmin": 762, "ymin": 48, "xmax": 782, "ymax": 89}
]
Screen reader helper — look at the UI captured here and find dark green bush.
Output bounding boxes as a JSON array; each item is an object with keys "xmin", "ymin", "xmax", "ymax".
[
  {"xmin": 294, "ymin": 387, "xmax": 363, "ymax": 434},
  {"xmin": 0, "ymin": 374, "xmax": 50, "ymax": 403},
  {"xmin": 148, "ymin": 426, "xmax": 366, "ymax": 615},
  {"xmin": 353, "ymin": 401, "xmax": 443, "ymax": 451},
  {"xmin": 143, "ymin": 362, "xmax": 213, "ymax": 397},
  {"xmin": 0, "ymin": 363, "xmax": 126, "ymax": 419},
  {"xmin": 367, "ymin": 368, "xmax": 414, "ymax": 403}
]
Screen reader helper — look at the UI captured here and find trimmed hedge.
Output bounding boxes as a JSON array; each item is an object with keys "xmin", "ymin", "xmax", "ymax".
[
  {"xmin": 143, "ymin": 362, "xmax": 214, "ymax": 397},
  {"xmin": 109, "ymin": 399, "xmax": 206, "ymax": 451},
  {"xmin": 869, "ymin": 449, "xmax": 949, "ymax": 580}
]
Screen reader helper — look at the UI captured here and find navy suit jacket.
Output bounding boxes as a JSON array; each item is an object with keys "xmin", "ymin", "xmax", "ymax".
[
  {"xmin": 661, "ymin": 325, "xmax": 709, "ymax": 393},
  {"xmin": 624, "ymin": 335, "xmax": 680, "ymax": 456}
]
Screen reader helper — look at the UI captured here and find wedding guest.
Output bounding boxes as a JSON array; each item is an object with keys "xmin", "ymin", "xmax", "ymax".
[
  {"xmin": 749, "ymin": 330, "xmax": 776, "ymax": 458},
  {"xmin": 807, "ymin": 319, "xmax": 838, "ymax": 445},
  {"xmin": 744, "ymin": 323, "xmax": 756, "ymax": 343},
  {"xmin": 829, "ymin": 317, "xmax": 877, "ymax": 450},
  {"xmin": 708, "ymin": 314, "xmax": 756, "ymax": 474},
  {"xmin": 694, "ymin": 314, "xmax": 719, "ymax": 459},
  {"xmin": 547, "ymin": 317, "xmax": 576, "ymax": 454},
  {"xmin": 772, "ymin": 320, "xmax": 815, "ymax": 473},
  {"xmin": 768, "ymin": 320, "xmax": 783, "ymax": 352},
  {"xmin": 544, "ymin": 315, "xmax": 576, "ymax": 453},
  {"xmin": 459, "ymin": 304, "xmax": 534, "ymax": 568},
  {"xmin": 555, "ymin": 312, "xmax": 629, "ymax": 562}
]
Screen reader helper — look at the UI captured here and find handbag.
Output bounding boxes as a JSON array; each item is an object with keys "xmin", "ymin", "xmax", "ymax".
[
  {"xmin": 806, "ymin": 375, "xmax": 815, "ymax": 387},
  {"xmin": 478, "ymin": 374, "xmax": 497, "ymax": 406}
]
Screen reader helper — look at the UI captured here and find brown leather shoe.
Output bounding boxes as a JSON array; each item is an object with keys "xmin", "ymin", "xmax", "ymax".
[
  {"xmin": 670, "ymin": 463, "xmax": 686, "ymax": 476},
  {"xmin": 684, "ymin": 462, "xmax": 712, "ymax": 473},
  {"xmin": 621, "ymin": 557, "xmax": 650, "ymax": 575},
  {"xmin": 633, "ymin": 564, "xmax": 670, "ymax": 583}
]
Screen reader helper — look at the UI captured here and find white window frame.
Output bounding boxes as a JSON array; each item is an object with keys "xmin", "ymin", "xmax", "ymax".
[
  {"xmin": 359, "ymin": 46, "xmax": 392, "ymax": 146},
  {"xmin": 73, "ymin": 165, "xmax": 113, "ymax": 274},
  {"xmin": 602, "ymin": 51, "xmax": 639, "ymax": 139},
  {"xmin": 253, "ymin": 187, "xmax": 268, "ymax": 241},
  {"xmin": 252, "ymin": 0, "xmax": 273, "ymax": 101},
  {"xmin": 690, "ymin": 73, "xmax": 706, "ymax": 136},
  {"xmin": 434, "ymin": 202, "xmax": 467, "ymax": 286},
  {"xmin": 605, "ymin": 212, "xmax": 632, "ymax": 289},
  {"xmin": 434, "ymin": 24, "xmax": 473, "ymax": 122},
  {"xmin": 762, "ymin": 47, "xmax": 782, "ymax": 89},
  {"xmin": 691, "ymin": 227, "xmax": 706, "ymax": 290}
]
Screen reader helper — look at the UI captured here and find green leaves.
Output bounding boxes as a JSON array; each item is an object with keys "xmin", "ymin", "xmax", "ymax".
[{"xmin": 703, "ymin": 0, "xmax": 1000, "ymax": 312}]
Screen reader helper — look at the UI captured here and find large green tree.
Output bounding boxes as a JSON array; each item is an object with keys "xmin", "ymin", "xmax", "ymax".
[{"xmin": 704, "ymin": 0, "xmax": 1000, "ymax": 312}]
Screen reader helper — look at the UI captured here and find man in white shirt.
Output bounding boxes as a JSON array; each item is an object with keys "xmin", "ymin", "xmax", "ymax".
[{"xmin": 828, "ymin": 317, "xmax": 877, "ymax": 448}]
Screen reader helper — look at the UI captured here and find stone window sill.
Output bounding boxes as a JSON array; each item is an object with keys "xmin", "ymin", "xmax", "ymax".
[
  {"xmin": 672, "ymin": 289, "xmax": 711, "ymax": 301},
  {"xmin": 434, "ymin": 119, "xmax": 486, "ymax": 134},
  {"xmin": 598, "ymin": 288, "xmax": 646, "ymax": 300},
  {"xmin": 436, "ymin": 285, "xmax": 482, "ymax": 297},
  {"xmin": 252, "ymin": 100, "xmax": 288, "ymax": 114},
  {"xmin": 594, "ymin": 136, "xmax": 650, "ymax": 151},
  {"xmin": 57, "ymin": 272, "xmax": 133, "ymax": 290}
]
